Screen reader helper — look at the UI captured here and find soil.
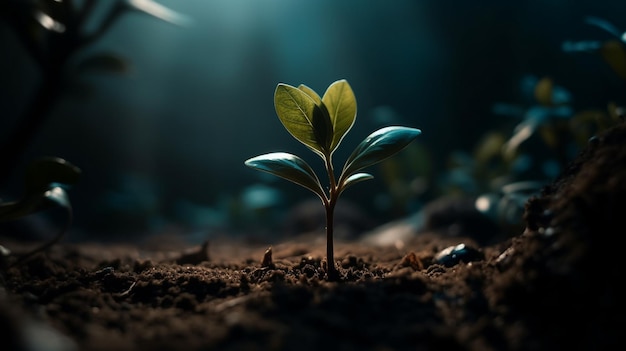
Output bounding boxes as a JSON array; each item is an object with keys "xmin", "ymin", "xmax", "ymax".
[{"xmin": 1, "ymin": 122, "xmax": 625, "ymax": 351}]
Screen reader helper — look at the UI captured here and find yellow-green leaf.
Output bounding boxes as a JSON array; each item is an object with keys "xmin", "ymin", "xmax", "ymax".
[
  {"xmin": 274, "ymin": 83, "xmax": 331, "ymax": 158},
  {"xmin": 298, "ymin": 84, "xmax": 322, "ymax": 105},
  {"xmin": 322, "ymin": 79, "xmax": 357, "ymax": 153},
  {"xmin": 600, "ymin": 40, "xmax": 626, "ymax": 80}
]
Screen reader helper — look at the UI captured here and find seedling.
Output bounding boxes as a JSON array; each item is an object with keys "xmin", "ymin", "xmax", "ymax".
[
  {"xmin": 0, "ymin": 157, "xmax": 80, "ymax": 269},
  {"xmin": 244, "ymin": 79, "xmax": 421, "ymax": 280}
]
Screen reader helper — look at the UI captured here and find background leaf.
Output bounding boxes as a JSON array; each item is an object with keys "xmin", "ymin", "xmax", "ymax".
[
  {"xmin": 244, "ymin": 152, "xmax": 326, "ymax": 200},
  {"xmin": 322, "ymin": 79, "xmax": 357, "ymax": 153},
  {"xmin": 125, "ymin": 0, "xmax": 192, "ymax": 26},
  {"xmin": 24, "ymin": 157, "xmax": 81, "ymax": 194},
  {"xmin": 341, "ymin": 126, "xmax": 421, "ymax": 179},
  {"xmin": 0, "ymin": 157, "xmax": 79, "ymax": 222},
  {"xmin": 600, "ymin": 40, "xmax": 626, "ymax": 80},
  {"xmin": 274, "ymin": 83, "xmax": 331, "ymax": 158}
]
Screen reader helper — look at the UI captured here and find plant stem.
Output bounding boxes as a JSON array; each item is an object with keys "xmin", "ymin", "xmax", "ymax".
[
  {"xmin": 325, "ymin": 201, "xmax": 338, "ymax": 281},
  {"xmin": 324, "ymin": 154, "xmax": 339, "ymax": 281}
]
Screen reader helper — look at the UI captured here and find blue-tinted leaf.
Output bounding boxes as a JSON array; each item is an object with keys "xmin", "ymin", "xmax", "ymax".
[
  {"xmin": 0, "ymin": 186, "xmax": 71, "ymax": 222},
  {"xmin": 244, "ymin": 152, "xmax": 326, "ymax": 200},
  {"xmin": 0, "ymin": 157, "xmax": 80, "ymax": 221},
  {"xmin": 339, "ymin": 173, "xmax": 373, "ymax": 195},
  {"xmin": 25, "ymin": 157, "xmax": 81, "ymax": 194},
  {"xmin": 584, "ymin": 16, "xmax": 623, "ymax": 39},
  {"xmin": 341, "ymin": 126, "xmax": 421, "ymax": 179},
  {"xmin": 44, "ymin": 186, "xmax": 71, "ymax": 209}
]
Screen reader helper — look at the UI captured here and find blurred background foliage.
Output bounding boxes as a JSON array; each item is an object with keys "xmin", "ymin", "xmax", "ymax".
[{"xmin": 1, "ymin": 0, "xmax": 624, "ymax": 243}]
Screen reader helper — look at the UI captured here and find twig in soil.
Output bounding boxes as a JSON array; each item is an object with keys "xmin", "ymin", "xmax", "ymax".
[
  {"xmin": 114, "ymin": 281, "xmax": 137, "ymax": 299},
  {"xmin": 175, "ymin": 240, "xmax": 210, "ymax": 265}
]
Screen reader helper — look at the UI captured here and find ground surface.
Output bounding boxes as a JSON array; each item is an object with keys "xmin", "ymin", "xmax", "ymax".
[{"xmin": 1, "ymin": 123, "xmax": 625, "ymax": 351}]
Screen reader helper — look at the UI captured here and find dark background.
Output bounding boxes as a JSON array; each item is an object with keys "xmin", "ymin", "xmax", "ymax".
[{"xmin": 1, "ymin": 0, "xmax": 624, "ymax": 242}]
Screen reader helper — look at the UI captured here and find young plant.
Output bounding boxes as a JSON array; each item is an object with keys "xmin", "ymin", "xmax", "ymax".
[
  {"xmin": 244, "ymin": 79, "xmax": 421, "ymax": 280},
  {"xmin": 0, "ymin": 157, "xmax": 80, "ymax": 269}
]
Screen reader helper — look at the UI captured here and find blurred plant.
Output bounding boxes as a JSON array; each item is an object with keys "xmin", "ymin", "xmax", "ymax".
[
  {"xmin": 369, "ymin": 106, "xmax": 432, "ymax": 217},
  {"xmin": 562, "ymin": 16, "xmax": 626, "ymax": 80},
  {"xmin": 0, "ymin": 156, "xmax": 80, "ymax": 269},
  {"xmin": 376, "ymin": 142, "xmax": 431, "ymax": 215},
  {"xmin": 494, "ymin": 75, "xmax": 622, "ymax": 175},
  {"xmin": 496, "ymin": 76, "xmax": 575, "ymax": 167},
  {"xmin": 0, "ymin": 0, "xmax": 189, "ymax": 184},
  {"xmin": 435, "ymin": 17, "xmax": 626, "ymax": 235},
  {"xmin": 244, "ymin": 79, "xmax": 421, "ymax": 280}
]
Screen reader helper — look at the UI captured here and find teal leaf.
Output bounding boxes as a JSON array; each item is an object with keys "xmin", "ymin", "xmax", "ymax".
[
  {"xmin": 341, "ymin": 126, "xmax": 421, "ymax": 179},
  {"xmin": 25, "ymin": 157, "xmax": 81, "ymax": 194},
  {"xmin": 0, "ymin": 157, "xmax": 79, "ymax": 222},
  {"xmin": 322, "ymin": 79, "xmax": 357, "ymax": 153},
  {"xmin": 44, "ymin": 186, "xmax": 71, "ymax": 209},
  {"xmin": 274, "ymin": 83, "xmax": 332, "ymax": 157},
  {"xmin": 339, "ymin": 172, "xmax": 374, "ymax": 195},
  {"xmin": 244, "ymin": 152, "xmax": 326, "ymax": 200},
  {"xmin": 0, "ymin": 186, "xmax": 72, "ymax": 222},
  {"xmin": 0, "ymin": 186, "xmax": 74, "ymax": 268}
]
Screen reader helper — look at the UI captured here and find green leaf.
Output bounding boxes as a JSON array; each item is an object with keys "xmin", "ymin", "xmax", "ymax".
[
  {"xmin": 341, "ymin": 126, "xmax": 421, "ymax": 179},
  {"xmin": 274, "ymin": 83, "xmax": 332, "ymax": 158},
  {"xmin": 339, "ymin": 172, "xmax": 374, "ymax": 195},
  {"xmin": 322, "ymin": 79, "xmax": 357, "ymax": 153},
  {"xmin": 244, "ymin": 152, "xmax": 326, "ymax": 201}
]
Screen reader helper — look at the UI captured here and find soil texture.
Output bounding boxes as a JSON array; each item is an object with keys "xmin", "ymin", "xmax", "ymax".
[{"xmin": 1, "ymin": 123, "xmax": 625, "ymax": 351}]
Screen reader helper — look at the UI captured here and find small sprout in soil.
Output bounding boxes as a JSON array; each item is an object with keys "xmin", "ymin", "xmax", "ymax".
[
  {"xmin": 0, "ymin": 157, "xmax": 80, "ymax": 269},
  {"xmin": 245, "ymin": 79, "xmax": 421, "ymax": 280},
  {"xmin": 261, "ymin": 247, "xmax": 273, "ymax": 268}
]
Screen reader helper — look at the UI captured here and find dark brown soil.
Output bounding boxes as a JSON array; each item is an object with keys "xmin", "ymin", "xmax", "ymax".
[{"xmin": 2, "ymin": 123, "xmax": 625, "ymax": 351}]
